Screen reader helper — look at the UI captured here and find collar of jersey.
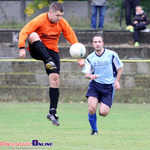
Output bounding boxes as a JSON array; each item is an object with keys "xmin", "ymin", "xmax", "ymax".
[{"xmin": 95, "ymin": 48, "xmax": 105, "ymax": 57}]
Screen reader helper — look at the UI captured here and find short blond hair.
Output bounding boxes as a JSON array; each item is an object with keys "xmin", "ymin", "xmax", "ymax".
[{"xmin": 136, "ymin": 6, "xmax": 142, "ymax": 10}]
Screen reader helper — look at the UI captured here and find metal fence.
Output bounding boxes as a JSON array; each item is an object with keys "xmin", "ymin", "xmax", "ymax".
[{"xmin": 0, "ymin": 59, "xmax": 150, "ymax": 103}]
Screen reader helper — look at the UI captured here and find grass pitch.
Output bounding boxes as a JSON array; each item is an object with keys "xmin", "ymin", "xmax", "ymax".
[{"xmin": 0, "ymin": 102, "xmax": 150, "ymax": 150}]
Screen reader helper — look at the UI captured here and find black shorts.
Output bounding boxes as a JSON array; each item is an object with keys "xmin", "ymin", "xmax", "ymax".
[
  {"xmin": 29, "ymin": 43, "xmax": 60, "ymax": 75},
  {"xmin": 86, "ymin": 80, "xmax": 115, "ymax": 108}
]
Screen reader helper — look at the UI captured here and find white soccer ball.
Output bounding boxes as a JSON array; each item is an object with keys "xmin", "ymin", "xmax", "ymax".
[{"xmin": 69, "ymin": 43, "xmax": 86, "ymax": 59}]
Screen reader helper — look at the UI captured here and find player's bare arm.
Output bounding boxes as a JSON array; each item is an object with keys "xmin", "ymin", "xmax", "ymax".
[{"xmin": 114, "ymin": 66, "xmax": 123, "ymax": 90}]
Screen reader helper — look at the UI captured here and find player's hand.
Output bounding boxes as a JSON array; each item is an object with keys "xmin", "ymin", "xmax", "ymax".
[
  {"xmin": 114, "ymin": 81, "xmax": 120, "ymax": 90},
  {"xmin": 19, "ymin": 49, "xmax": 26, "ymax": 59},
  {"xmin": 78, "ymin": 59, "xmax": 85, "ymax": 68},
  {"xmin": 90, "ymin": 74, "xmax": 99, "ymax": 80}
]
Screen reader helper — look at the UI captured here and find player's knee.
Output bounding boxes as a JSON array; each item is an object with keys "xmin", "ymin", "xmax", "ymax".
[
  {"xmin": 29, "ymin": 32, "xmax": 38, "ymax": 38},
  {"xmin": 99, "ymin": 112, "xmax": 108, "ymax": 117},
  {"xmin": 99, "ymin": 110, "xmax": 109, "ymax": 117},
  {"xmin": 49, "ymin": 74, "xmax": 59, "ymax": 87},
  {"xmin": 29, "ymin": 32, "xmax": 40, "ymax": 43},
  {"xmin": 89, "ymin": 106, "xmax": 96, "ymax": 115}
]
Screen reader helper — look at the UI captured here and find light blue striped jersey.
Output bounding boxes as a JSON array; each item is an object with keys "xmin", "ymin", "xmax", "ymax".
[{"xmin": 82, "ymin": 48, "xmax": 123, "ymax": 84}]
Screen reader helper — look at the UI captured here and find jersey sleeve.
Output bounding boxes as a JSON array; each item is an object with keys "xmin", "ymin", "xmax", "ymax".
[
  {"xmin": 113, "ymin": 52, "xmax": 123, "ymax": 69},
  {"xmin": 82, "ymin": 58, "xmax": 93, "ymax": 74},
  {"xmin": 61, "ymin": 19, "xmax": 78, "ymax": 45},
  {"xmin": 18, "ymin": 14, "xmax": 46, "ymax": 49}
]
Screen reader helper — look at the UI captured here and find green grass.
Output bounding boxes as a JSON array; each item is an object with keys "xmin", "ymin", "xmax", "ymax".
[
  {"xmin": 1, "ymin": 19, "xmax": 150, "ymax": 30},
  {"xmin": 0, "ymin": 19, "xmax": 132, "ymax": 30},
  {"xmin": 0, "ymin": 102, "xmax": 150, "ymax": 150},
  {"xmin": 0, "ymin": 21, "xmax": 126, "ymax": 30}
]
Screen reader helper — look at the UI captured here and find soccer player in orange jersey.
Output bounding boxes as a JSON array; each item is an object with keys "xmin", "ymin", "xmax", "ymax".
[{"xmin": 19, "ymin": 2, "xmax": 78, "ymax": 126}]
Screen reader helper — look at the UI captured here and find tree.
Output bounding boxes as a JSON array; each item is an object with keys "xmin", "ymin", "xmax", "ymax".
[{"xmin": 25, "ymin": 0, "xmax": 63, "ymax": 16}]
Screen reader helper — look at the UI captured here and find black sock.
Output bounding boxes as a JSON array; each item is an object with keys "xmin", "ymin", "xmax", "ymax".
[
  {"xmin": 32, "ymin": 41, "xmax": 51, "ymax": 63},
  {"xmin": 49, "ymin": 87, "xmax": 59, "ymax": 114}
]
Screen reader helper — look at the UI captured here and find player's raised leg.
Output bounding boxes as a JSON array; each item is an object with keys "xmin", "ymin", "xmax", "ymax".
[
  {"xmin": 29, "ymin": 32, "xmax": 57, "ymax": 70},
  {"xmin": 99, "ymin": 102, "xmax": 110, "ymax": 117}
]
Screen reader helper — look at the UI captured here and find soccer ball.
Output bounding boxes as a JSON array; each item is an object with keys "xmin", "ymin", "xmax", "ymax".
[{"xmin": 69, "ymin": 43, "xmax": 86, "ymax": 59}]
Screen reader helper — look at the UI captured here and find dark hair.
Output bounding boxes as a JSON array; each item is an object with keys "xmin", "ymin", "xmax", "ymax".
[
  {"xmin": 93, "ymin": 33, "xmax": 103, "ymax": 41},
  {"xmin": 49, "ymin": 2, "xmax": 64, "ymax": 12}
]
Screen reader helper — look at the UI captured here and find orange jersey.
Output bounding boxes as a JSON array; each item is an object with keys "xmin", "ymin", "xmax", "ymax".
[{"xmin": 19, "ymin": 13, "xmax": 78, "ymax": 52}]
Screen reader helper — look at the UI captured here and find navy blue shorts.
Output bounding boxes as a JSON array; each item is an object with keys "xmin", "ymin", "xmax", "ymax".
[
  {"xmin": 29, "ymin": 43, "xmax": 60, "ymax": 75},
  {"xmin": 86, "ymin": 80, "xmax": 115, "ymax": 108}
]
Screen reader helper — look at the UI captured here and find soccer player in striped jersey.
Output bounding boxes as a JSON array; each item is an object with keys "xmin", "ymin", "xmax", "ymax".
[
  {"xmin": 18, "ymin": 2, "xmax": 78, "ymax": 126},
  {"xmin": 79, "ymin": 34, "xmax": 123, "ymax": 135}
]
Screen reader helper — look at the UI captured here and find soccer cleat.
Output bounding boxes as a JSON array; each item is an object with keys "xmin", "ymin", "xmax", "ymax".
[
  {"xmin": 91, "ymin": 130, "xmax": 98, "ymax": 135},
  {"xmin": 134, "ymin": 42, "xmax": 139, "ymax": 47},
  {"xmin": 47, "ymin": 113, "xmax": 60, "ymax": 126},
  {"xmin": 45, "ymin": 61, "xmax": 57, "ymax": 70},
  {"xmin": 130, "ymin": 28, "xmax": 134, "ymax": 33},
  {"xmin": 126, "ymin": 25, "xmax": 133, "ymax": 31}
]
